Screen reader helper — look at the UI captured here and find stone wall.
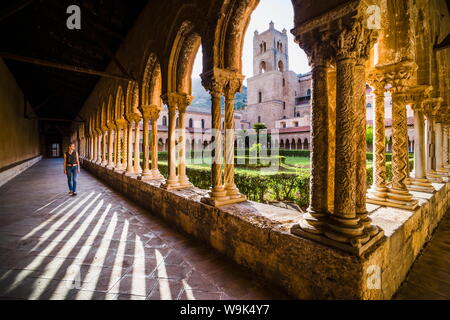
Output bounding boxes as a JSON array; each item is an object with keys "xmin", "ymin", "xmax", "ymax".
[
  {"xmin": 82, "ymin": 158, "xmax": 450, "ymax": 299},
  {"xmin": 0, "ymin": 58, "xmax": 40, "ymax": 169}
]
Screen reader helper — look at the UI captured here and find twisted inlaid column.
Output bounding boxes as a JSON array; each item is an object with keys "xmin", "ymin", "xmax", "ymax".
[
  {"xmin": 114, "ymin": 122, "xmax": 122, "ymax": 170},
  {"xmin": 125, "ymin": 118, "xmax": 134, "ymax": 175},
  {"xmin": 387, "ymin": 90, "xmax": 417, "ymax": 208},
  {"xmin": 224, "ymin": 78, "xmax": 246, "ymax": 202},
  {"xmin": 122, "ymin": 122, "xmax": 128, "ymax": 171},
  {"xmin": 354, "ymin": 63, "xmax": 378, "ymax": 236},
  {"xmin": 367, "ymin": 83, "xmax": 388, "ymax": 200},
  {"xmin": 133, "ymin": 117, "xmax": 142, "ymax": 174}
]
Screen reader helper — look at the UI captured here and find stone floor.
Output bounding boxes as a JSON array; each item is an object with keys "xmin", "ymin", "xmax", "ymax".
[
  {"xmin": 0, "ymin": 158, "xmax": 289, "ymax": 300},
  {"xmin": 395, "ymin": 207, "xmax": 450, "ymax": 300}
]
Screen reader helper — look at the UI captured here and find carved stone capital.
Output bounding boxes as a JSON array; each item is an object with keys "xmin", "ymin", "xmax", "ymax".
[
  {"xmin": 423, "ymin": 97, "xmax": 443, "ymax": 119},
  {"xmin": 292, "ymin": 0, "xmax": 380, "ymax": 65},
  {"xmin": 141, "ymin": 104, "xmax": 163, "ymax": 121},
  {"xmin": 115, "ymin": 118, "xmax": 128, "ymax": 128},
  {"xmin": 380, "ymin": 60, "xmax": 418, "ymax": 94},
  {"xmin": 161, "ymin": 92, "xmax": 193, "ymax": 112},
  {"xmin": 405, "ymin": 85, "xmax": 433, "ymax": 112},
  {"xmin": 201, "ymin": 67, "xmax": 243, "ymax": 98}
]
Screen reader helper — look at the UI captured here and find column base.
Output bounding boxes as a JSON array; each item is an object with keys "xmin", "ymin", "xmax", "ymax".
[
  {"xmin": 368, "ymin": 187, "xmax": 419, "ymax": 210},
  {"xmin": 140, "ymin": 169, "xmax": 164, "ymax": 181},
  {"xmin": 134, "ymin": 166, "xmax": 142, "ymax": 175},
  {"xmin": 225, "ymin": 183, "xmax": 246, "ymax": 200},
  {"xmin": 101, "ymin": 160, "xmax": 108, "ymax": 167},
  {"xmin": 436, "ymin": 168, "xmax": 450, "ymax": 176},
  {"xmin": 291, "ymin": 221, "xmax": 384, "ymax": 256},
  {"xmin": 426, "ymin": 171, "xmax": 444, "ymax": 182},
  {"xmin": 367, "ymin": 185, "xmax": 388, "ymax": 202},
  {"xmin": 406, "ymin": 177, "xmax": 435, "ymax": 193},
  {"xmin": 201, "ymin": 193, "xmax": 247, "ymax": 207},
  {"xmin": 106, "ymin": 162, "xmax": 115, "ymax": 170}
]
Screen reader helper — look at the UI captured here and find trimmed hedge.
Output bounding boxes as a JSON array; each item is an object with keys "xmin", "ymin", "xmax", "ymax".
[{"xmin": 157, "ymin": 158, "xmax": 414, "ymax": 209}]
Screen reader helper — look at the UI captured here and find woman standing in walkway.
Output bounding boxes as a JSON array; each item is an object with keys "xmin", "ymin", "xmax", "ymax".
[{"xmin": 64, "ymin": 143, "xmax": 80, "ymax": 196}]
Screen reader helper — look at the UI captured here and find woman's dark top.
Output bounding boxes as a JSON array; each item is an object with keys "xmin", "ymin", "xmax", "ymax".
[{"xmin": 66, "ymin": 151, "xmax": 77, "ymax": 165}]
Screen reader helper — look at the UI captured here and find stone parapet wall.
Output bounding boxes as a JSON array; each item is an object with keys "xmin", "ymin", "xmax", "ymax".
[{"xmin": 82, "ymin": 158, "xmax": 449, "ymax": 299}]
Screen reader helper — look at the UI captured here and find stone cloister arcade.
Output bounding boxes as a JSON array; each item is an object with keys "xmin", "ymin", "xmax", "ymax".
[{"xmin": 68, "ymin": 0, "xmax": 450, "ymax": 299}]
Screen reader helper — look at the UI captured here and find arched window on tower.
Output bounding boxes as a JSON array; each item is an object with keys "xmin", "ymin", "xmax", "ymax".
[
  {"xmin": 260, "ymin": 61, "xmax": 266, "ymax": 74},
  {"xmin": 306, "ymin": 89, "xmax": 311, "ymax": 96},
  {"xmin": 263, "ymin": 42, "xmax": 266, "ymax": 52},
  {"xmin": 162, "ymin": 116, "xmax": 167, "ymax": 126},
  {"xmin": 189, "ymin": 118, "xmax": 193, "ymax": 128},
  {"xmin": 201, "ymin": 119, "xmax": 205, "ymax": 129},
  {"xmin": 258, "ymin": 91, "xmax": 262, "ymax": 103},
  {"xmin": 282, "ymin": 78, "xmax": 285, "ymax": 87},
  {"xmin": 279, "ymin": 42, "xmax": 283, "ymax": 53},
  {"xmin": 258, "ymin": 116, "xmax": 261, "ymax": 123},
  {"xmin": 278, "ymin": 60, "xmax": 284, "ymax": 72}
]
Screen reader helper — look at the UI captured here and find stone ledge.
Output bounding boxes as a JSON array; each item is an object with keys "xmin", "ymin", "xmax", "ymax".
[
  {"xmin": 0, "ymin": 155, "xmax": 42, "ymax": 188},
  {"xmin": 81, "ymin": 158, "xmax": 450, "ymax": 299}
]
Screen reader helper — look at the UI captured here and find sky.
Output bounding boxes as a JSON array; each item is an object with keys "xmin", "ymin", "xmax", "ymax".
[{"xmin": 191, "ymin": 0, "xmax": 311, "ymax": 85}]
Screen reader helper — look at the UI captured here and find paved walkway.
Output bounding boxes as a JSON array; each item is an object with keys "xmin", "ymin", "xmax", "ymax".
[
  {"xmin": 395, "ymin": 209, "xmax": 450, "ymax": 299},
  {"xmin": 0, "ymin": 158, "xmax": 288, "ymax": 300}
]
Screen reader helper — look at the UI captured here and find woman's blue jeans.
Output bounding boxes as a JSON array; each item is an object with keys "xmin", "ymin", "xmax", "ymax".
[{"xmin": 66, "ymin": 166, "xmax": 78, "ymax": 192}]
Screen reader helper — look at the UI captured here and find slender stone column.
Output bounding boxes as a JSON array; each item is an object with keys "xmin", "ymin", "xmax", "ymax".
[
  {"xmin": 326, "ymin": 52, "xmax": 369, "ymax": 245},
  {"xmin": 354, "ymin": 64, "xmax": 367, "ymax": 214},
  {"xmin": 140, "ymin": 104, "xmax": 163, "ymax": 180},
  {"xmin": 161, "ymin": 94, "xmax": 180, "ymax": 189},
  {"xmin": 326, "ymin": 68, "xmax": 336, "ymax": 213},
  {"xmin": 409, "ymin": 107, "xmax": 435, "ymax": 191},
  {"xmin": 114, "ymin": 122, "xmax": 122, "ymax": 170},
  {"xmin": 93, "ymin": 133, "xmax": 98, "ymax": 163},
  {"xmin": 423, "ymin": 103, "xmax": 442, "ymax": 182},
  {"xmin": 444, "ymin": 125, "xmax": 450, "ymax": 168},
  {"xmin": 121, "ymin": 120, "xmax": 128, "ymax": 170},
  {"xmin": 141, "ymin": 114, "xmax": 151, "ymax": 176},
  {"xmin": 97, "ymin": 131, "xmax": 102, "ymax": 163},
  {"xmin": 435, "ymin": 120, "xmax": 448, "ymax": 176},
  {"xmin": 107, "ymin": 125, "xmax": 115, "ymax": 169},
  {"xmin": 296, "ymin": 56, "xmax": 330, "ymax": 233},
  {"xmin": 133, "ymin": 117, "xmax": 142, "ymax": 174},
  {"xmin": 354, "ymin": 62, "xmax": 378, "ymax": 236},
  {"xmin": 224, "ymin": 76, "xmax": 246, "ymax": 202},
  {"xmin": 177, "ymin": 99, "xmax": 193, "ymax": 187},
  {"xmin": 367, "ymin": 78, "xmax": 388, "ymax": 201},
  {"xmin": 125, "ymin": 118, "xmax": 134, "ymax": 175},
  {"xmin": 101, "ymin": 128, "xmax": 108, "ymax": 166},
  {"xmin": 150, "ymin": 115, "xmax": 163, "ymax": 179},
  {"xmin": 200, "ymin": 71, "xmax": 230, "ymax": 205}
]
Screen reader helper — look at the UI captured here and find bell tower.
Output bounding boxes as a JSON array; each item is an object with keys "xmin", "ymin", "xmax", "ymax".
[{"xmin": 252, "ymin": 21, "xmax": 289, "ymax": 76}]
